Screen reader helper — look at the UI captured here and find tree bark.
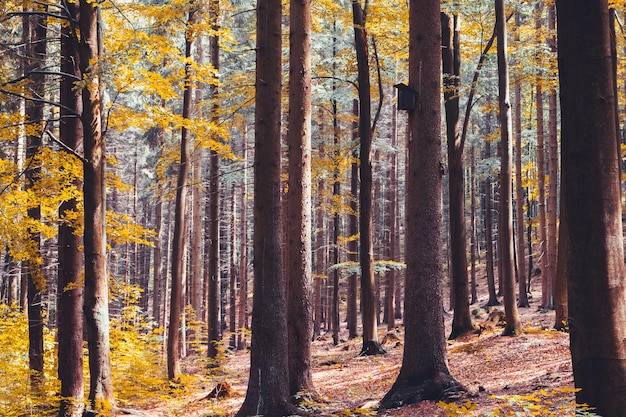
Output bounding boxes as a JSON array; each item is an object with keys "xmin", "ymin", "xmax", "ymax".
[
  {"xmin": 380, "ymin": 0, "xmax": 464, "ymax": 408},
  {"xmin": 514, "ymin": 11, "xmax": 528, "ymax": 308},
  {"xmin": 57, "ymin": 2, "xmax": 84, "ymax": 414},
  {"xmin": 347, "ymin": 100, "xmax": 359, "ymax": 339},
  {"xmin": 167, "ymin": 4, "xmax": 196, "ymax": 381},
  {"xmin": 235, "ymin": 0, "xmax": 297, "ymax": 413},
  {"xmin": 79, "ymin": 0, "xmax": 114, "ymax": 408},
  {"xmin": 352, "ymin": 0, "xmax": 384, "ymax": 356},
  {"xmin": 556, "ymin": 1, "xmax": 626, "ymax": 414},
  {"xmin": 495, "ymin": 0, "xmax": 521, "ymax": 336},
  {"xmin": 286, "ymin": 0, "xmax": 315, "ymax": 397},
  {"xmin": 237, "ymin": 129, "xmax": 249, "ymax": 350},
  {"xmin": 207, "ymin": 0, "xmax": 221, "ymax": 363},
  {"xmin": 442, "ymin": 12, "xmax": 473, "ymax": 339}
]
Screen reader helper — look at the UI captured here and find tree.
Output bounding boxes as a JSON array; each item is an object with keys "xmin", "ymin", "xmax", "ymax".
[
  {"xmin": 235, "ymin": 0, "xmax": 297, "ymax": 413},
  {"xmin": 556, "ymin": 1, "xmax": 626, "ymax": 414},
  {"xmin": 206, "ymin": 0, "xmax": 221, "ymax": 363},
  {"xmin": 57, "ymin": 1, "xmax": 84, "ymax": 415},
  {"xmin": 286, "ymin": 0, "xmax": 315, "ymax": 399},
  {"xmin": 442, "ymin": 12, "xmax": 474, "ymax": 340},
  {"xmin": 495, "ymin": 0, "xmax": 521, "ymax": 336},
  {"xmin": 23, "ymin": 0, "xmax": 46, "ymax": 391},
  {"xmin": 352, "ymin": 0, "xmax": 384, "ymax": 356},
  {"xmin": 167, "ymin": 2, "xmax": 197, "ymax": 381},
  {"xmin": 78, "ymin": 0, "xmax": 114, "ymax": 409},
  {"xmin": 379, "ymin": 0, "xmax": 464, "ymax": 408}
]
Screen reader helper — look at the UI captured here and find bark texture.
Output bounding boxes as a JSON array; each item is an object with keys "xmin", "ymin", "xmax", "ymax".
[
  {"xmin": 556, "ymin": 1, "xmax": 626, "ymax": 414},
  {"xmin": 380, "ymin": 0, "xmax": 464, "ymax": 408}
]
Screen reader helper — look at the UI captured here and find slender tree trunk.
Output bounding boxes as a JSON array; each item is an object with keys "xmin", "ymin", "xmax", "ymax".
[
  {"xmin": 347, "ymin": 100, "xmax": 359, "ymax": 339},
  {"xmin": 495, "ymin": 0, "xmax": 521, "ymax": 336},
  {"xmin": 167, "ymin": 5, "xmax": 196, "ymax": 381},
  {"xmin": 207, "ymin": 0, "xmax": 221, "ymax": 362},
  {"xmin": 469, "ymin": 146, "xmax": 478, "ymax": 304},
  {"xmin": 514, "ymin": 11, "xmax": 529, "ymax": 308},
  {"xmin": 23, "ymin": 2, "xmax": 46, "ymax": 392},
  {"xmin": 483, "ymin": 125, "xmax": 499, "ymax": 306},
  {"xmin": 386, "ymin": 99, "xmax": 398, "ymax": 330},
  {"xmin": 331, "ymin": 98, "xmax": 341, "ymax": 345},
  {"xmin": 79, "ymin": 0, "xmax": 114, "ymax": 407},
  {"xmin": 58, "ymin": 2, "xmax": 84, "ymax": 414},
  {"xmin": 237, "ymin": 130, "xmax": 249, "ymax": 350},
  {"xmin": 380, "ymin": 0, "xmax": 464, "ymax": 406},
  {"xmin": 352, "ymin": 0, "xmax": 384, "ymax": 356},
  {"xmin": 443, "ymin": 12, "xmax": 473, "ymax": 339},
  {"xmin": 286, "ymin": 0, "xmax": 315, "ymax": 397}
]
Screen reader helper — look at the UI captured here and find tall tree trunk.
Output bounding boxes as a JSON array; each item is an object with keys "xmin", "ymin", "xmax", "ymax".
[
  {"xmin": 347, "ymin": 100, "xmax": 359, "ymax": 339},
  {"xmin": 190, "ymin": 142, "xmax": 204, "ymax": 320},
  {"xmin": 352, "ymin": 0, "xmax": 384, "ymax": 356},
  {"xmin": 534, "ymin": 4, "xmax": 551, "ymax": 311},
  {"xmin": 483, "ymin": 117, "xmax": 499, "ymax": 307},
  {"xmin": 514, "ymin": 11, "xmax": 529, "ymax": 308},
  {"xmin": 556, "ymin": 2, "xmax": 626, "ymax": 414},
  {"xmin": 331, "ymin": 99, "xmax": 341, "ymax": 345},
  {"xmin": 237, "ymin": 129, "xmax": 249, "ymax": 350},
  {"xmin": 79, "ymin": 0, "xmax": 114, "ymax": 408},
  {"xmin": 167, "ymin": 4, "xmax": 196, "ymax": 381},
  {"xmin": 386, "ymin": 99, "xmax": 398, "ymax": 330},
  {"xmin": 286, "ymin": 0, "xmax": 315, "ymax": 397},
  {"xmin": 23, "ymin": 1, "xmax": 46, "ymax": 392},
  {"xmin": 469, "ymin": 145, "xmax": 478, "ymax": 304},
  {"xmin": 495, "ymin": 0, "xmax": 521, "ymax": 336},
  {"xmin": 380, "ymin": 0, "xmax": 464, "ymax": 407},
  {"xmin": 58, "ymin": 2, "xmax": 84, "ymax": 414},
  {"xmin": 442, "ymin": 12, "xmax": 473, "ymax": 339},
  {"xmin": 207, "ymin": 0, "xmax": 221, "ymax": 363},
  {"xmin": 235, "ymin": 0, "xmax": 296, "ymax": 413}
]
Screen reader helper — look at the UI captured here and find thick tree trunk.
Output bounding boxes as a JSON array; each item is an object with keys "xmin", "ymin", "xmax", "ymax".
[
  {"xmin": 352, "ymin": 0, "xmax": 384, "ymax": 356},
  {"xmin": 235, "ymin": 0, "xmax": 297, "ymax": 414},
  {"xmin": 78, "ymin": 0, "xmax": 114, "ymax": 408},
  {"xmin": 57, "ymin": 2, "xmax": 84, "ymax": 414},
  {"xmin": 380, "ymin": 0, "xmax": 464, "ymax": 408},
  {"xmin": 442, "ymin": 12, "xmax": 473, "ymax": 339},
  {"xmin": 286, "ymin": 0, "xmax": 315, "ymax": 397},
  {"xmin": 495, "ymin": 0, "xmax": 521, "ymax": 336},
  {"xmin": 556, "ymin": 2, "xmax": 626, "ymax": 414}
]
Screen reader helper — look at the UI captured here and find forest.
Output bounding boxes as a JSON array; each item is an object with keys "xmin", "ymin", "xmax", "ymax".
[{"xmin": 1, "ymin": 0, "xmax": 625, "ymax": 416}]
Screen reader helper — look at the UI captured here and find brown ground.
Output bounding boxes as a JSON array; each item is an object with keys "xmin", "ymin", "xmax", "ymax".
[{"xmin": 117, "ymin": 279, "xmax": 574, "ymax": 416}]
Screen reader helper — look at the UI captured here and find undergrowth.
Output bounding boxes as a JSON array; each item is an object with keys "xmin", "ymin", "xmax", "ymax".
[{"xmin": 437, "ymin": 387, "xmax": 600, "ymax": 416}]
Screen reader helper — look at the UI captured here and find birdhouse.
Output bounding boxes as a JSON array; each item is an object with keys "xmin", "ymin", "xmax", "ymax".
[{"xmin": 394, "ymin": 83, "xmax": 416, "ymax": 111}]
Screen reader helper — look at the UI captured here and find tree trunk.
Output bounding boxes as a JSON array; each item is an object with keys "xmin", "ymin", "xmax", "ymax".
[
  {"xmin": 380, "ymin": 0, "xmax": 464, "ymax": 408},
  {"xmin": 235, "ymin": 0, "xmax": 296, "ymax": 413},
  {"xmin": 207, "ymin": 0, "xmax": 221, "ymax": 362},
  {"xmin": 23, "ymin": 1, "xmax": 47, "ymax": 392},
  {"xmin": 79, "ymin": 0, "xmax": 115, "ymax": 408},
  {"xmin": 469, "ymin": 146, "xmax": 478, "ymax": 304},
  {"xmin": 495, "ymin": 0, "xmax": 521, "ymax": 336},
  {"xmin": 442, "ymin": 12, "xmax": 473, "ymax": 339},
  {"xmin": 483, "ymin": 119, "xmax": 499, "ymax": 307},
  {"xmin": 514, "ymin": 11, "xmax": 529, "ymax": 308},
  {"xmin": 237, "ymin": 129, "xmax": 249, "ymax": 350},
  {"xmin": 386, "ymin": 99, "xmax": 398, "ymax": 330},
  {"xmin": 167, "ymin": 5, "xmax": 196, "ymax": 381},
  {"xmin": 286, "ymin": 0, "xmax": 315, "ymax": 397},
  {"xmin": 57, "ymin": 2, "xmax": 84, "ymax": 414},
  {"xmin": 352, "ymin": 0, "xmax": 384, "ymax": 356},
  {"xmin": 347, "ymin": 100, "xmax": 359, "ymax": 339},
  {"xmin": 556, "ymin": 2, "xmax": 626, "ymax": 414}
]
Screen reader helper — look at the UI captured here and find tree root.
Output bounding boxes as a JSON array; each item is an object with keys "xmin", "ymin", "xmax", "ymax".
[{"xmin": 379, "ymin": 372, "xmax": 466, "ymax": 410}]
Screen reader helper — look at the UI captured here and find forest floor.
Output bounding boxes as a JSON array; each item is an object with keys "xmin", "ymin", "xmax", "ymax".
[{"xmin": 115, "ymin": 279, "xmax": 575, "ymax": 417}]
